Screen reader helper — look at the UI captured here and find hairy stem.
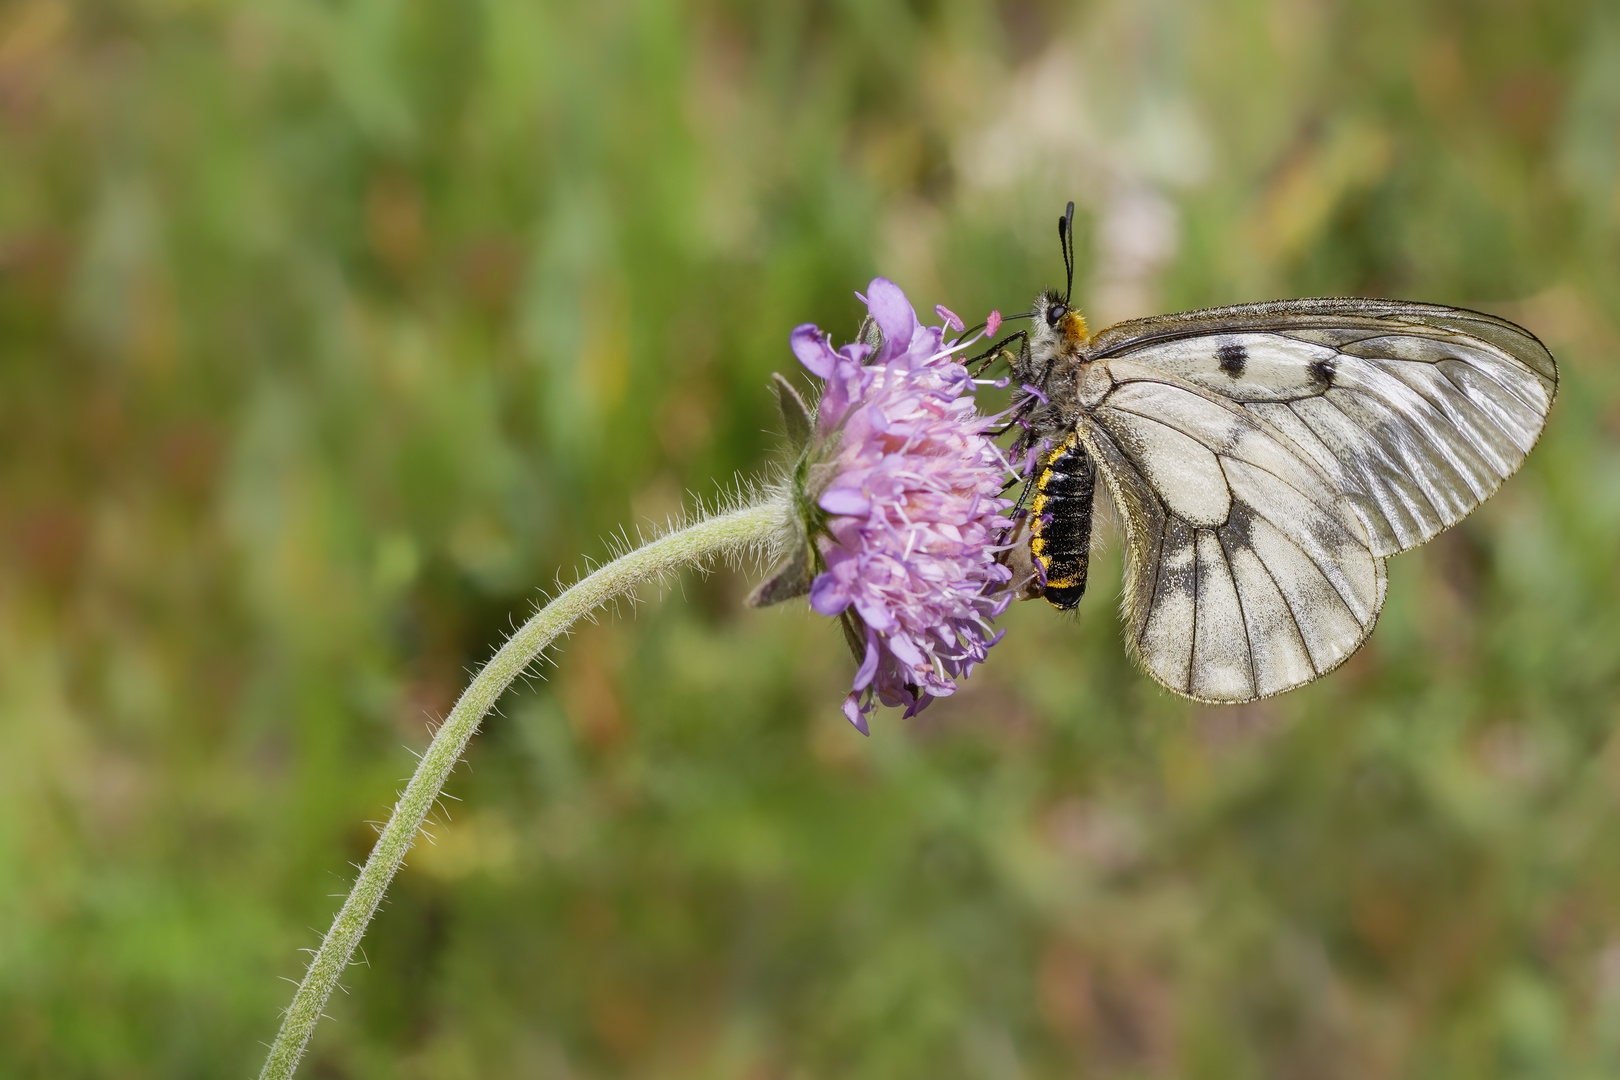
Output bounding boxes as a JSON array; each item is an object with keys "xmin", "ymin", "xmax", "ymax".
[{"xmin": 259, "ymin": 502, "xmax": 783, "ymax": 1080}]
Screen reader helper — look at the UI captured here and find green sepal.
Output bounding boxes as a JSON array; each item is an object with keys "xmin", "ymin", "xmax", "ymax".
[
  {"xmin": 772, "ymin": 372, "xmax": 814, "ymax": 452},
  {"xmin": 837, "ymin": 608, "xmax": 867, "ymax": 665},
  {"xmin": 746, "ymin": 542, "xmax": 812, "ymax": 608}
]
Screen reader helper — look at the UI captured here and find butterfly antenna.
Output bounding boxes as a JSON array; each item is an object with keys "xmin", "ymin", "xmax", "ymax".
[{"xmin": 1059, "ymin": 200, "xmax": 1076, "ymax": 304}]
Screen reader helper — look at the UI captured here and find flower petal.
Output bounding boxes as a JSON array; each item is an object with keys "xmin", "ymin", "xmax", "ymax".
[
  {"xmin": 852, "ymin": 595, "xmax": 896, "ymax": 632},
  {"xmin": 819, "ymin": 487, "xmax": 871, "ymax": 516},
  {"xmin": 903, "ymin": 692, "xmax": 935, "ymax": 718},
  {"xmin": 853, "ymin": 626, "xmax": 881, "ymax": 690},
  {"xmin": 841, "ymin": 693, "xmax": 871, "ymax": 735},
  {"xmin": 790, "ymin": 324, "xmax": 838, "ymax": 378},
  {"xmin": 808, "ymin": 572, "xmax": 849, "ymax": 616},
  {"xmin": 864, "ymin": 277, "xmax": 919, "ymax": 354},
  {"xmin": 885, "ymin": 631, "xmax": 925, "ymax": 669}
]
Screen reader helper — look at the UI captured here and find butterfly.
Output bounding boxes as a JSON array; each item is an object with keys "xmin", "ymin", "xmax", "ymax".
[{"xmin": 990, "ymin": 203, "xmax": 1558, "ymax": 704}]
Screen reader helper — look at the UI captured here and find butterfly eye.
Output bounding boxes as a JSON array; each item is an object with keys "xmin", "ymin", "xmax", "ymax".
[{"xmin": 1046, "ymin": 303, "xmax": 1068, "ymax": 327}]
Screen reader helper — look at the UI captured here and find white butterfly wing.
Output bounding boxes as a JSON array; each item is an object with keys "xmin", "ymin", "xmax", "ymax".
[
  {"xmin": 1078, "ymin": 378, "xmax": 1388, "ymax": 702},
  {"xmin": 1077, "ymin": 299, "xmax": 1555, "ymax": 703}
]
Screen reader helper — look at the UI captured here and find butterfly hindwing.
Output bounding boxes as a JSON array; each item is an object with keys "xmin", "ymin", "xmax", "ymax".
[{"xmin": 1079, "ymin": 376, "xmax": 1387, "ymax": 703}]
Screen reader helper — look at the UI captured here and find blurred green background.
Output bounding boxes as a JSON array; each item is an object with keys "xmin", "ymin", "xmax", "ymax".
[{"xmin": 2, "ymin": 0, "xmax": 1619, "ymax": 1076}]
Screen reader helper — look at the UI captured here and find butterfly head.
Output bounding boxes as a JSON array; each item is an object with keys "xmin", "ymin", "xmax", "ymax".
[
  {"xmin": 1020, "ymin": 287, "xmax": 1089, "ymax": 373},
  {"xmin": 1040, "ymin": 290, "xmax": 1089, "ymax": 347}
]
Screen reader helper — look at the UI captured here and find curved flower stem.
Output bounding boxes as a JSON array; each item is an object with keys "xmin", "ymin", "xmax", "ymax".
[{"xmin": 259, "ymin": 502, "xmax": 783, "ymax": 1080}]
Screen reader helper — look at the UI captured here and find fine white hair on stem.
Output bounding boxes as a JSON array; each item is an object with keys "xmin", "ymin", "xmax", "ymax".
[
  {"xmin": 545, "ymin": 477, "xmax": 790, "ymax": 628},
  {"xmin": 258, "ymin": 496, "xmax": 790, "ymax": 1080},
  {"xmin": 600, "ymin": 472, "xmax": 789, "ymax": 574}
]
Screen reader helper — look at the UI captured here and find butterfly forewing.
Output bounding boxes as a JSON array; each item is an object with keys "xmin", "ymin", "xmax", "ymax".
[{"xmin": 1073, "ymin": 298, "xmax": 1553, "ymax": 704}]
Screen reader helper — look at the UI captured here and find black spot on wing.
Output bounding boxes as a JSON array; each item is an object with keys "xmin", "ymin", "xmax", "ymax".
[
  {"xmin": 1309, "ymin": 357, "xmax": 1336, "ymax": 386},
  {"xmin": 1216, "ymin": 342, "xmax": 1247, "ymax": 377},
  {"xmin": 1220, "ymin": 497, "xmax": 1256, "ymax": 548}
]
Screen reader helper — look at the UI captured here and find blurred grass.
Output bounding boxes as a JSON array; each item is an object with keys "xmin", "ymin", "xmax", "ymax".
[{"xmin": 1, "ymin": 0, "xmax": 1619, "ymax": 1076}]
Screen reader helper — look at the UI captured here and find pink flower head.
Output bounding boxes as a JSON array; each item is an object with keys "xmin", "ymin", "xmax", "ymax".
[{"xmin": 788, "ymin": 278, "xmax": 1015, "ymax": 734}]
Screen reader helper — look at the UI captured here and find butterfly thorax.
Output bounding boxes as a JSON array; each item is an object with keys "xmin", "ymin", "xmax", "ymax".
[{"xmin": 1013, "ymin": 290, "xmax": 1092, "ymax": 438}]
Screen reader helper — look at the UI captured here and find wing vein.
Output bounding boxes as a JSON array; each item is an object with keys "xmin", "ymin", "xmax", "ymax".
[
  {"xmin": 1246, "ymin": 527, "xmax": 1318, "ymax": 676},
  {"xmin": 1188, "ymin": 524, "xmax": 1201, "ymax": 685},
  {"xmin": 1316, "ymin": 390, "xmax": 1445, "ymax": 524},
  {"xmin": 1215, "ymin": 528, "xmax": 1260, "ymax": 693},
  {"xmin": 1437, "ymin": 362, "xmax": 1542, "ymax": 450},
  {"xmin": 1135, "ymin": 504, "xmax": 1170, "ymax": 650},
  {"xmin": 1368, "ymin": 357, "xmax": 1513, "ymax": 486},
  {"xmin": 1244, "ymin": 494, "xmax": 1365, "ymax": 622},
  {"xmin": 1437, "ymin": 351, "xmax": 1548, "ymax": 416},
  {"xmin": 1109, "ymin": 400, "xmax": 1341, "ymax": 512}
]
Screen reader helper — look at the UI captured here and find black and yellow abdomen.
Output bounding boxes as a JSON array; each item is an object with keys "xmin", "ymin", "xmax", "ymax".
[{"xmin": 1030, "ymin": 432, "xmax": 1097, "ymax": 610}]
